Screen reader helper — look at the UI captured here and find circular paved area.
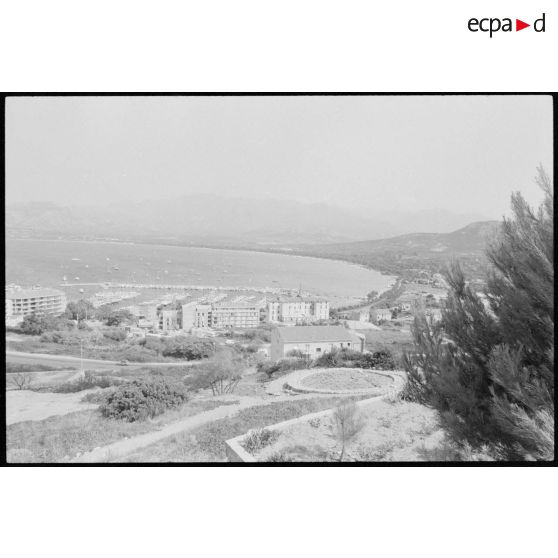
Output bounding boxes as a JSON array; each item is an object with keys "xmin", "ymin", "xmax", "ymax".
[{"xmin": 267, "ymin": 367, "xmax": 402, "ymax": 396}]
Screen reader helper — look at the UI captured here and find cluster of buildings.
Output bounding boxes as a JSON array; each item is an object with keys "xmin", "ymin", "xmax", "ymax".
[
  {"xmin": 126, "ymin": 294, "xmax": 332, "ymax": 336},
  {"xmin": 5, "ymin": 286, "xmax": 67, "ymax": 327},
  {"xmin": 370, "ymin": 293, "xmax": 445, "ymax": 325}
]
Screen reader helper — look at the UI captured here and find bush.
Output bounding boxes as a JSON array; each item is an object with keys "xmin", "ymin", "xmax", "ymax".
[
  {"xmin": 20, "ymin": 313, "xmax": 73, "ymax": 335},
  {"xmin": 40, "ymin": 371, "xmax": 124, "ymax": 393},
  {"xmin": 100, "ymin": 377, "xmax": 189, "ymax": 422},
  {"xmin": 160, "ymin": 336, "xmax": 216, "ymax": 360},
  {"xmin": 313, "ymin": 348, "xmax": 395, "ymax": 370},
  {"xmin": 241, "ymin": 428, "xmax": 280, "ymax": 453},
  {"xmin": 257, "ymin": 357, "xmax": 310, "ymax": 378},
  {"xmin": 103, "ymin": 327, "xmax": 127, "ymax": 342},
  {"xmin": 187, "ymin": 351, "xmax": 242, "ymax": 395}
]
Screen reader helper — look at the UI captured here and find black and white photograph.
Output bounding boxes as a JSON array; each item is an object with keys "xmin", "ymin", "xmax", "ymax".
[{"xmin": 4, "ymin": 94, "xmax": 554, "ymax": 464}]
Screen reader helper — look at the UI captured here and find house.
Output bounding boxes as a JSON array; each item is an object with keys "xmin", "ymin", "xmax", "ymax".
[
  {"xmin": 371, "ymin": 308, "xmax": 392, "ymax": 324},
  {"xmin": 338, "ymin": 309, "xmax": 368, "ymax": 322},
  {"xmin": 270, "ymin": 325, "xmax": 365, "ymax": 361}
]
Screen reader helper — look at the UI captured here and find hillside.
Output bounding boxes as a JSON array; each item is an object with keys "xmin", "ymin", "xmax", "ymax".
[{"xmin": 292, "ymin": 221, "xmax": 501, "ymax": 279}]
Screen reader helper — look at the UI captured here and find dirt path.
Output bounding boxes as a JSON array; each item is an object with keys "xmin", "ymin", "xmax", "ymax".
[
  {"xmin": 6, "ymin": 350, "xmax": 202, "ymax": 369},
  {"xmin": 70, "ymin": 390, "xmax": 358, "ymax": 463},
  {"xmin": 71, "ymin": 371, "xmax": 407, "ymax": 463}
]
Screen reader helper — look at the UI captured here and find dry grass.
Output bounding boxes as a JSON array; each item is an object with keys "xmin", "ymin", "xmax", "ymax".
[
  {"xmin": 300, "ymin": 369, "xmax": 393, "ymax": 391},
  {"xmin": 6, "ymin": 398, "xmax": 237, "ymax": 463},
  {"xmin": 251, "ymin": 399, "xmax": 445, "ymax": 462},
  {"xmin": 122, "ymin": 395, "xmax": 367, "ymax": 462}
]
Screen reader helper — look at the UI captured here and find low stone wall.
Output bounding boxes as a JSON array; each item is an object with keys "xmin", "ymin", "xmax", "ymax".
[
  {"xmin": 285, "ymin": 368, "xmax": 396, "ymax": 396},
  {"xmin": 225, "ymin": 370, "xmax": 407, "ymax": 462}
]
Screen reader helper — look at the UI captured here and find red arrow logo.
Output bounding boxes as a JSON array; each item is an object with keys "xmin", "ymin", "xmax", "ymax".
[{"xmin": 516, "ymin": 19, "xmax": 530, "ymax": 31}]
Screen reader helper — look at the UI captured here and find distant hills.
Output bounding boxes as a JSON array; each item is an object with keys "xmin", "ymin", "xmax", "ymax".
[
  {"xmin": 293, "ymin": 221, "xmax": 502, "ymax": 279},
  {"xmin": 6, "ymin": 195, "xmax": 491, "ymax": 246}
]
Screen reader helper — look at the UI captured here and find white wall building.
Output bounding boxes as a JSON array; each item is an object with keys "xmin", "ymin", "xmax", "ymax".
[
  {"xmin": 371, "ymin": 308, "xmax": 392, "ymax": 324},
  {"xmin": 5, "ymin": 287, "xmax": 67, "ymax": 323},
  {"xmin": 270, "ymin": 325, "xmax": 365, "ymax": 361},
  {"xmin": 267, "ymin": 296, "xmax": 330, "ymax": 324},
  {"xmin": 211, "ymin": 301, "xmax": 260, "ymax": 329}
]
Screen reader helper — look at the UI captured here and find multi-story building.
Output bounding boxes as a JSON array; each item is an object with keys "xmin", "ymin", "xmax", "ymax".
[
  {"xmin": 180, "ymin": 299, "xmax": 262, "ymax": 331},
  {"xmin": 181, "ymin": 301, "xmax": 198, "ymax": 332},
  {"xmin": 270, "ymin": 325, "xmax": 365, "ymax": 361},
  {"xmin": 160, "ymin": 309, "xmax": 179, "ymax": 331},
  {"xmin": 211, "ymin": 301, "xmax": 260, "ymax": 329},
  {"xmin": 267, "ymin": 296, "xmax": 330, "ymax": 324},
  {"xmin": 5, "ymin": 287, "xmax": 67, "ymax": 323},
  {"xmin": 194, "ymin": 304, "xmax": 212, "ymax": 328}
]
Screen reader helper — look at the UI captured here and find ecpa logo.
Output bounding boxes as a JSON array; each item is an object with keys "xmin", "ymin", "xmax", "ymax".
[{"xmin": 468, "ymin": 13, "xmax": 546, "ymax": 37}]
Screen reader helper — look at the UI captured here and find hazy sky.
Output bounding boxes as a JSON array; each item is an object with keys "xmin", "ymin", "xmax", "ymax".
[{"xmin": 6, "ymin": 95, "xmax": 553, "ymax": 217}]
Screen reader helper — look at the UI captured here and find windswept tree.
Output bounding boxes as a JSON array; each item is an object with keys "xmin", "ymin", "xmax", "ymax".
[
  {"xmin": 330, "ymin": 401, "xmax": 365, "ymax": 461},
  {"xmin": 404, "ymin": 167, "xmax": 554, "ymax": 461},
  {"xmin": 195, "ymin": 349, "xmax": 243, "ymax": 395}
]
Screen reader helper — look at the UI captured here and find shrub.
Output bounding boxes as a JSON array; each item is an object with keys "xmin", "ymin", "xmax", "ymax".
[
  {"xmin": 313, "ymin": 348, "xmax": 395, "ymax": 370},
  {"xmin": 265, "ymin": 450, "xmax": 290, "ymax": 462},
  {"xmin": 41, "ymin": 371, "xmax": 124, "ymax": 393},
  {"xmin": 257, "ymin": 357, "xmax": 310, "ymax": 378},
  {"xmin": 188, "ymin": 351, "xmax": 242, "ymax": 395},
  {"xmin": 241, "ymin": 428, "xmax": 280, "ymax": 453},
  {"xmin": 20, "ymin": 313, "xmax": 73, "ymax": 335},
  {"xmin": 161, "ymin": 336, "xmax": 216, "ymax": 360},
  {"xmin": 103, "ymin": 327, "xmax": 127, "ymax": 342},
  {"xmin": 100, "ymin": 377, "xmax": 189, "ymax": 422}
]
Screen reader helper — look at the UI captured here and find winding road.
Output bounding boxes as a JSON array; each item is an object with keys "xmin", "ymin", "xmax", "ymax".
[{"xmin": 6, "ymin": 350, "xmax": 200, "ymax": 370}]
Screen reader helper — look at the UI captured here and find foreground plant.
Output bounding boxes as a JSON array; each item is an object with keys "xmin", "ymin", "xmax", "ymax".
[
  {"xmin": 330, "ymin": 402, "xmax": 366, "ymax": 461},
  {"xmin": 404, "ymin": 167, "xmax": 554, "ymax": 461}
]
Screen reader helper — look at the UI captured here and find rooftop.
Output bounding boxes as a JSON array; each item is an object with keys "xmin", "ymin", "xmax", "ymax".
[
  {"xmin": 6, "ymin": 287, "xmax": 66, "ymax": 300},
  {"xmin": 275, "ymin": 325, "xmax": 356, "ymax": 344},
  {"xmin": 269, "ymin": 296, "xmax": 328, "ymax": 304}
]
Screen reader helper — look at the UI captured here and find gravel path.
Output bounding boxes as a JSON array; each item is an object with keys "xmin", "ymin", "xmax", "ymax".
[{"xmin": 71, "ymin": 371, "xmax": 407, "ymax": 463}]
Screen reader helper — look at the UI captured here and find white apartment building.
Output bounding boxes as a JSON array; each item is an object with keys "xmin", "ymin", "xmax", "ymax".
[
  {"xmin": 267, "ymin": 296, "xmax": 330, "ymax": 324},
  {"xmin": 211, "ymin": 301, "xmax": 260, "ymax": 329},
  {"xmin": 160, "ymin": 309, "xmax": 179, "ymax": 331},
  {"xmin": 5, "ymin": 287, "xmax": 67, "ymax": 323},
  {"xmin": 181, "ymin": 300, "xmax": 261, "ymax": 330},
  {"xmin": 194, "ymin": 304, "xmax": 212, "ymax": 328},
  {"xmin": 181, "ymin": 301, "xmax": 198, "ymax": 332}
]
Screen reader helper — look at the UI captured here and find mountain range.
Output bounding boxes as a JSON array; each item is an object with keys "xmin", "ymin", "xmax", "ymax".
[{"xmin": 6, "ymin": 195, "xmax": 492, "ymax": 246}]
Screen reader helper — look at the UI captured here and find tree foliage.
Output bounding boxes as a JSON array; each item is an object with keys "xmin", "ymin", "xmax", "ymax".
[
  {"xmin": 403, "ymin": 167, "xmax": 554, "ymax": 460},
  {"xmin": 191, "ymin": 350, "xmax": 242, "ymax": 395},
  {"xmin": 65, "ymin": 299, "xmax": 95, "ymax": 321},
  {"xmin": 20, "ymin": 313, "xmax": 73, "ymax": 335}
]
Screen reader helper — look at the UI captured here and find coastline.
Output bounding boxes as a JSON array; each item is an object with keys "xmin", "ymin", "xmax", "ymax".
[{"xmin": 7, "ymin": 234, "xmax": 400, "ymax": 298}]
